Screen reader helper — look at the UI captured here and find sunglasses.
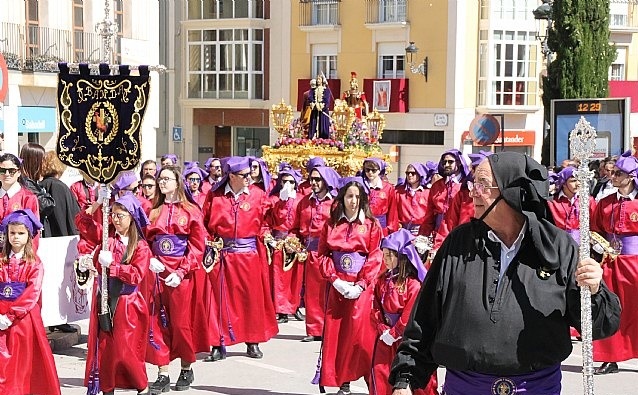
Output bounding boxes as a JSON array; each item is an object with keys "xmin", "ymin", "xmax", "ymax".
[
  {"xmin": 442, "ymin": 160, "xmax": 456, "ymax": 165},
  {"xmin": 364, "ymin": 167, "xmax": 380, "ymax": 173},
  {"xmin": 0, "ymin": 168, "xmax": 19, "ymax": 176},
  {"xmin": 233, "ymin": 172, "xmax": 252, "ymax": 179},
  {"xmin": 405, "ymin": 171, "xmax": 419, "ymax": 176},
  {"xmin": 282, "ymin": 179, "xmax": 295, "ymax": 184},
  {"xmin": 187, "ymin": 177, "xmax": 201, "ymax": 183},
  {"xmin": 125, "ymin": 185, "xmax": 139, "ymax": 193},
  {"xmin": 251, "ymin": 165, "xmax": 260, "ymax": 169},
  {"xmin": 309, "ymin": 177, "xmax": 323, "ymax": 183},
  {"xmin": 467, "ymin": 181, "xmax": 499, "ymax": 195},
  {"xmin": 141, "ymin": 184, "xmax": 155, "ymax": 189},
  {"xmin": 611, "ymin": 170, "xmax": 629, "ymax": 177}
]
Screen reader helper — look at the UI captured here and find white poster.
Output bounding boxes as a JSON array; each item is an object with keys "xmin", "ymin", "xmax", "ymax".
[{"xmin": 39, "ymin": 236, "xmax": 93, "ymax": 326}]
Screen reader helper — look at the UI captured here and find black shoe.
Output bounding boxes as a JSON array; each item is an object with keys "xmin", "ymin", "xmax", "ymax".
[
  {"xmin": 336, "ymin": 382, "xmax": 351, "ymax": 395},
  {"xmin": 175, "ymin": 368, "xmax": 194, "ymax": 391},
  {"xmin": 293, "ymin": 308, "xmax": 305, "ymax": 321},
  {"xmin": 52, "ymin": 324, "xmax": 78, "ymax": 333},
  {"xmin": 594, "ymin": 362, "xmax": 619, "ymax": 375},
  {"xmin": 301, "ymin": 335, "xmax": 322, "ymax": 342},
  {"xmin": 149, "ymin": 374, "xmax": 170, "ymax": 394},
  {"xmin": 203, "ymin": 346, "xmax": 225, "ymax": 362},
  {"xmin": 276, "ymin": 313, "xmax": 288, "ymax": 323},
  {"xmin": 246, "ymin": 343, "xmax": 263, "ymax": 359}
]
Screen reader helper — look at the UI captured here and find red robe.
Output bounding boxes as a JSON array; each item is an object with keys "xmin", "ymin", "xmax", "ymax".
[
  {"xmin": 298, "ymin": 180, "xmax": 312, "ymax": 197},
  {"xmin": 369, "ymin": 180, "xmax": 399, "ymax": 235},
  {"xmin": 444, "ymin": 187, "xmax": 474, "ymax": 233},
  {"xmin": 371, "ymin": 274, "xmax": 437, "ymax": 395},
  {"xmin": 318, "ymin": 216, "xmax": 383, "ymax": 388},
  {"xmin": 0, "ymin": 256, "xmax": 60, "ymax": 395},
  {"xmin": 145, "ymin": 202, "xmax": 206, "ymax": 366},
  {"xmin": 291, "ymin": 193, "xmax": 333, "ymax": 337},
  {"xmin": 190, "ymin": 190, "xmax": 207, "ymax": 209},
  {"xmin": 77, "ymin": 212, "xmax": 150, "ymax": 392},
  {"xmin": 592, "ymin": 193, "xmax": 638, "ymax": 362},
  {"xmin": 202, "ymin": 185, "xmax": 278, "ymax": 348},
  {"xmin": 419, "ymin": 177, "xmax": 462, "ymax": 249},
  {"xmin": 266, "ymin": 194, "xmax": 304, "ymax": 315},
  {"xmin": 395, "ymin": 184, "xmax": 429, "ymax": 234},
  {"xmin": 69, "ymin": 180, "xmax": 97, "ymax": 210}
]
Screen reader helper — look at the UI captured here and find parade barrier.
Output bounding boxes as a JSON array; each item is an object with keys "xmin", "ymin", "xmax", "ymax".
[{"xmin": 39, "ymin": 235, "xmax": 92, "ymax": 327}]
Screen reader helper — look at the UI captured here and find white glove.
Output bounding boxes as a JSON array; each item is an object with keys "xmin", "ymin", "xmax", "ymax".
[
  {"xmin": 77, "ymin": 255, "xmax": 92, "ymax": 272},
  {"xmin": 149, "ymin": 258, "xmax": 166, "ymax": 274},
  {"xmin": 279, "ymin": 186, "xmax": 290, "ymax": 201},
  {"xmin": 97, "ymin": 185, "xmax": 111, "ymax": 205},
  {"xmin": 0, "ymin": 314, "xmax": 12, "ymax": 331},
  {"xmin": 380, "ymin": 328, "xmax": 401, "ymax": 346},
  {"xmin": 332, "ymin": 278, "xmax": 353, "ymax": 295},
  {"xmin": 164, "ymin": 272, "xmax": 182, "ymax": 288},
  {"xmin": 98, "ymin": 251, "xmax": 113, "ymax": 268},
  {"xmin": 343, "ymin": 284, "xmax": 363, "ymax": 299}
]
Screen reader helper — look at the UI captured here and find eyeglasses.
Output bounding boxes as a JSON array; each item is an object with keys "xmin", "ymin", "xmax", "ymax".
[
  {"xmin": 187, "ymin": 177, "xmax": 201, "ymax": 183},
  {"xmin": 141, "ymin": 184, "xmax": 155, "ymax": 189},
  {"xmin": 309, "ymin": 177, "xmax": 323, "ymax": 183},
  {"xmin": 233, "ymin": 172, "xmax": 251, "ymax": 179},
  {"xmin": 282, "ymin": 179, "xmax": 295, "ymax": 185},
  {"xmin": 157, "ymin": 177, "xmax": 176, "ymax": 183},
  {"xmin": 442, "ymin": 160, "xmax": 456, "ymax": 165},
  {"xmin": 0, "ymin": 168, "xmax": 19, "ymax": 176},
  {"xmin": 364, "ymin": 167, "xmax": 380, "ymax": 173},
  {"xmin": 110, "ymin": 212, "xmax": 130, "ymax": 220},
  {"xmin": 251, "ymin": 165, "xmax": 260, "ymax": 170},
  {"xmin": 611, "ymin": 170, "xmax": 629, "ymax": 177},
  {"xmin": 467, "ymin": 181, "xmax": 499, "ymax": 195},
  {"xmin": 405, "ymin": 171, "xmax": 419, "ymax": 176}
]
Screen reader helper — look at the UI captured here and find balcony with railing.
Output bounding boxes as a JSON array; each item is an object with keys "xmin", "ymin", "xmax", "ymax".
[
  {"xmin": 609, "ymin": 0, "xmax": 638, "ymax": 34},
  {"xmin": 299, "ymin": 0, "xmax": 341, "ymax": 28},
  {"xmin": 365, "ymin": 0, "xmax": 408, "ymax": 24},
  {"xmin": 0, "ymin": 23, "xmax": 103, "ymax": 72}
]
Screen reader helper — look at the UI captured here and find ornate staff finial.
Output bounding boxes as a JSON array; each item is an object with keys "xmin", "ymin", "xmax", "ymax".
[
  {"xmin": 568, "ymin": 115, "xmax": 597, "ymax": 395},
  {"xmin": 95, "ymin": 0, "xmax": 119, "ymax": 64}
]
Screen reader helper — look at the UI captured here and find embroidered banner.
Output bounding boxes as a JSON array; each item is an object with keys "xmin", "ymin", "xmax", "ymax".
[{"xmin": 56, "ymin": 63, "xmax": 150, "ymax": 183}]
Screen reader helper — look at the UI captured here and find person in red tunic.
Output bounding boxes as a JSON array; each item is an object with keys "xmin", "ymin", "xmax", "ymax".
[
  {"xmin": 362, "ymin": 158, "xmax": 398, "ymax": 235},
  {"xmin": 298, "ymin": 156, "xmax": 326, "ymax": 197},
  {"xmin": 183, "ymin": 163, "xmax": 208, "ymax": 208},
  {"xmin": 201, "ymin": 157, "xmax": 278, "ymax": 362},
  {"xmin": 548, "ymin": 166, "xmax": 596, "ymax": 244},
  {"xmin": 371, "ymin": 229, "xmax": 437, "ymax": 395},
  {"xmin": 0, "ymin": 209, "xmax": 60, "ymax": 395},
  {"xmin": 70, "ymin": 171, "xmax": 99, "ymax": 211},
  {"xmin": 591, "ymin": 153, "xmax": 638, "ymax": 374},
  {"xmin": 249, "ymin": 157, "xmax": 274, "ymax": 194},
  {"xmin": 145, "ymin": 165, "xmax": 206, "ymax": 393},
  {"xmin": 140, "ymin": 175, "xmax": 157, "ymax": 205},
  {"xmin": 395, "ymin": 163, "xmax": 434, "ymax": 235},
  {"xmin": 418, "ymin": 149, "xmax": 470, "ymax": 251},
  {"xmin": 291, "ymin": 165, "xmax": 340, "ymax": 342},
  {"xmin": 315, "ymin": 177, "xmax": 383, "ymax": 395},
  {"xmin": 202, "ymin": 157, "xmax": 223, "ymax": 193},
  {"xmin": 265, "ymin": 168, "xmax": 305, "ymax": 323},
  {"xmin": 76, "ymin": 194, "xmax": 151, "ymax": 395},
  {"xmin": 112, "ymin": 172, "xmax": 152, "ymax": 216}
]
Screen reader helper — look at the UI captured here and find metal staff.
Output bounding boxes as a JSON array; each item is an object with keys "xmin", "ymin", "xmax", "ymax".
[
  {"xmin": 568, "ymin": 116, "xmax": 596, "ymax": 395},
  {"xmin": 99, "ymin": 183, "xmax": 112, "ymax": 331}
]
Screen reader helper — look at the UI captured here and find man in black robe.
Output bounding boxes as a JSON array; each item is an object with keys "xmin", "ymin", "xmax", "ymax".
[{"xmin": 389, "ymin": 152, "xmax": 621, "ymax": 395}]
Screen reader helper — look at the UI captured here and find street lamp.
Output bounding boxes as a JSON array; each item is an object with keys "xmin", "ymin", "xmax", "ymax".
[
  {"xmin": 533, "ymin": 0, "xmax": 554, "ymax": 61},
  {"xmin": 405, "ymin": 41, "xmax": 428, "ymax": 82},
  {"xmin": 271, "ymin": 99, "xmax": 293, "ymax": 141}
]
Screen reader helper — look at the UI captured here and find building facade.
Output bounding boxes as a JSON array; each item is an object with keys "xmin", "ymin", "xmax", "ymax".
[{"xmin": 0, "ymin": 0, "xmax": 159, "ymax": 160}]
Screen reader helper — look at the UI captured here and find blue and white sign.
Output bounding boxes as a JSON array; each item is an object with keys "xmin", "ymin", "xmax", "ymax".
[
  {"xmin": 18, "ymin": 106, "xmax": 57, "ymax": 133},
  {"xmin": 172, "ymin": 126, "xmax": 183, "ymax": 142}
]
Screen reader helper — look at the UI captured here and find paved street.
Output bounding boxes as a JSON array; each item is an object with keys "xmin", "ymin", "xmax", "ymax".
[{"xmin": 56, "ymin": 318, "xmax": 637, "ymax": 395}]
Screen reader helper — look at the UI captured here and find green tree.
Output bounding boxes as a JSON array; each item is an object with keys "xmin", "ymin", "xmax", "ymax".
[{"xmin": 541, "ymin": 0, "xmax": 616, "ymax": 165}]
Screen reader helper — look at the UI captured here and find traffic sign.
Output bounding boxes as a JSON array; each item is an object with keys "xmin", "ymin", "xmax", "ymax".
[{"xmin": 172, "ymin": 126, "xmax": 182, "ymax": 142}]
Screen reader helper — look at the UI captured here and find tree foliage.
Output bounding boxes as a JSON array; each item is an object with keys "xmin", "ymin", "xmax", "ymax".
[{"xmin": 541, "ymin": 0, "xmax": 616, "ymax": 165}]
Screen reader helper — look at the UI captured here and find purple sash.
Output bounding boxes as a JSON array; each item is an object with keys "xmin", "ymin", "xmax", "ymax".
[
  {"xmin": 306, "ymin": 236, "xmax": 319, "ymax": 252},
  {"xmin": 384, "ymin": 312, "xmax": 400, "ymax": 326},
  {"xmin": 435, "ymin": 212, "xmax": 444, "ymax": 231},
  {"xmin": 375, "ymin": 214, "xmax": 387, "ymax": 229},
  {"xmin": 618, "ymin": 235, "xmax": 638, "ymax": 255},
  {"xmin": 443, "ymin": 365, "xmax": 561, "ymax": 395},
  {"xmin": 565, "ymin": 229, "xmax": 580, "ymax": 243},
  {"xmin": 152, "ymin": 234, "xmax": 188, "ymax": 257},
  {"xmin": 222, "ymin": 237, "xmax": 257, "ymax": 253},
  {"xmin": 0, "ymin": 282, "xmax": 26, "ymax": 301},
  {"xmin": 332, "ymin": 251, "xmax": 366, "ymax": 274},
  {"xmin": 109, "ymin": 278, "xmax": 137, "ymax": 295},
  {"xmin": 272, "ymin": 229, "xmax": 289, "ymax": 240}
]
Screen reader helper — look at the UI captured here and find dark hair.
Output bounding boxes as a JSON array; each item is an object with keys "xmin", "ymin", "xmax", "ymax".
[
  {"xmin": 0, "ymin": 153, "xmax": 21, "ymax": 169},
  {"xmin": 329, "ymin": 181, "xmax": 375, "ymax": 225},
  {"xmin": 2, "ymin": 222, "xmax": 37, "ymax": 265},
  {"xmin": 142, "ymin": 174, "xmax": 156, "ymax": 183},
  {"xmin": 378, "ymin": 250, "xmax": 418, "ymax": 292},
  {"xmin": 19, "ymin": 142, "xmax": 45, "ymax": 181}
]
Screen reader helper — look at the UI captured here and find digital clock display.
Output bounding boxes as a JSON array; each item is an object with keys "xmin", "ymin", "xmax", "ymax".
[{"xmin": 577, "ymin": 102, "xmax": 601, "ymax": 112}]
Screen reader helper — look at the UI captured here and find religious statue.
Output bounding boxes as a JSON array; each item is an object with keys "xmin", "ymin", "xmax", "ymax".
[
  {"xmin": 301, "ymin": 79, "xmax": 316, "ymax": 128},
  {"xmin": 308, "ymin": 73, "xmax": 333, "ymax": 139},
  {"xmin": 342, "ymin": 71, "xmax": 369, "ymax": 120}
]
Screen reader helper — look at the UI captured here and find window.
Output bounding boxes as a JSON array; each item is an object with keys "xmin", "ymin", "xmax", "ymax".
[
  {"xmin": 236, "ymin": 127, "xmax": 269, "ymax": 156},
  {"xmin": 480, "ymin": 0, "xmax": 489, "ymax": 19},
  {"xmin": 312, "ymin": 1, "xmax": 339, "ymax": 25},
  {"xmin": 25, "ymin": 0, "xmax": 39, "ymax": 58},
  {"xmin": 188, "ymin": 0, "xmax": 264, "ymax": 19},
  {"xmin": 609, "ymin": 48, "xmax": 626, "ymax": 81},
  {"xmin": 187, "ymin": 28, "xmax": 264, "ymax": 99},
  {"xmin": 379, "ymin": 0, "xmax": 407, "ymax": 23},
  {"xmin": 478, "ymin": 30, "xmax": 538, "ymax": 106},
  {"xmin": 312, "ymin": 55, "xmax": 337, "ymax": 79},
  {"xmin": 492, "ymin": 0, "xmax": 534, "ymax": 21},
  {"xmin": 378, "ymin": 55, "xmax": 405, "ymax": 78},
  {"xmin": 610, "ymin": 2, "xmax": 628, "ymax": 27},
  {"xmin": 73, "ymin": 0, "xmax": 84, "ymax": 61},
  {"xmin": 115, "ymin": 0, "xmax": 123, "ymax": 63}
]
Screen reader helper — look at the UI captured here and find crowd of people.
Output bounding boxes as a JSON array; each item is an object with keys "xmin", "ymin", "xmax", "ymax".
[{"xmin": 0, "ymin": 146, "xmax": 631, "ymax": 395}]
